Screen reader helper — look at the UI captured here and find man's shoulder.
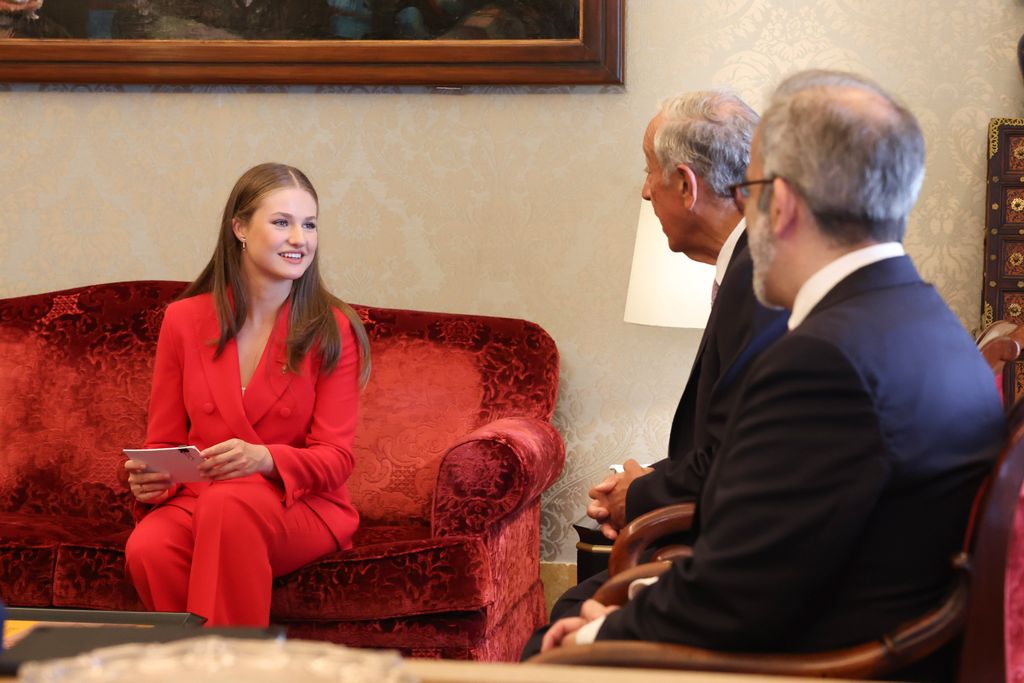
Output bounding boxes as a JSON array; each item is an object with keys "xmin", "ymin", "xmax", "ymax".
[
  {"xmin": 781, "ymin": 279, "xmax": 986, "ymax": 395},
  {"xmin": 801, "ymin": 274, "xmax": 959, "ymax": 350},
  {"xmin": 753, "ymin": 330, "xmax": 851, "ymax": 378}
]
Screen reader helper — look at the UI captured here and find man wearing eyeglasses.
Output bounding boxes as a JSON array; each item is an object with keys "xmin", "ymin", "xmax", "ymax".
[
  {"xmin": 539, "ymin": 70, "xmax": 1004, "ymax": 677},
  {"xmin": 521, "ymin": 89, "xmax": 789, "ymax": 659}
]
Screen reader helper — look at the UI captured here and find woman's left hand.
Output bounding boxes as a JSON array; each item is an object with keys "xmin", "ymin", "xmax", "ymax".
[{"xmin": 199, "ymin": 439, "xmax": 275, "ymax": 480}]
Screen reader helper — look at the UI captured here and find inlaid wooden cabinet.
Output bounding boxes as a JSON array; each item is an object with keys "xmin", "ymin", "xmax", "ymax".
[{"xmin": 983, "ymin": 118, "xmax": 1024, "ymax": 403}]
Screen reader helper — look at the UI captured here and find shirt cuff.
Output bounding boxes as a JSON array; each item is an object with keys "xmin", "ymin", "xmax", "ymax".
[
  {"xmin": 574, "ymin": 577, "xmax": 660, "ymax": 646},
  {"xmin": 628, "ymin": 575, "xmax": 659, "ymax": 599},
  {"xmin": 573, "ymin": 615, "xmax": 606, "ymax": 645}
]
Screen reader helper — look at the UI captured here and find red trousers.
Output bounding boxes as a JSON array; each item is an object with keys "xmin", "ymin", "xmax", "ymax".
[{"xmin": 125, "ymin": 477, "xmax": 338, "ymax": 626}]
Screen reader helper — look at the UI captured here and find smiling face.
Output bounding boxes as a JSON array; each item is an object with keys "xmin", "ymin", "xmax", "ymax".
[{"xmin": 233, "ymin": 186, "xmax": 319, "ymax": 287}]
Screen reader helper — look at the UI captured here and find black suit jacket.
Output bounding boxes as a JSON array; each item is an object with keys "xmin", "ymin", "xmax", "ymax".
[
  {"xmin": 626, "ymin": 233, "xmax": 789, "ymax": 521},
  {"xmin": 598, "ymin": 255, "xmax": 1006, "ymax": 654}
]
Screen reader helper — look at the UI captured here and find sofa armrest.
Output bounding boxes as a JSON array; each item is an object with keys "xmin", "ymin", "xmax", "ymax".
[{"xmin": 431, "ymin": 417, "xmax": 565, "ymax": 536}]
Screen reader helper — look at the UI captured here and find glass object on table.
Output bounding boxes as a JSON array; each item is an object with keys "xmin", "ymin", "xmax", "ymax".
[{"xmin": 18, "ymin": 635, "xmax": 417, "ymax": 683}]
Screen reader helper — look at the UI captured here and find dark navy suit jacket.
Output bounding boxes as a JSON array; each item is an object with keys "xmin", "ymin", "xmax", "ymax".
[{"xmin": 598, "ymin": 255, "xmax": 1006, "ymax": 654}]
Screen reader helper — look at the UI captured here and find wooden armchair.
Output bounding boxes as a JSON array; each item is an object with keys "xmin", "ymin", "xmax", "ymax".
[
  {"xmin": 977, "ymin": 320, "xmax": 1024, "ymax": 406},
  {"xmin": 531, "ymin": 325, "xmax": 1024, "ymax": 681}
]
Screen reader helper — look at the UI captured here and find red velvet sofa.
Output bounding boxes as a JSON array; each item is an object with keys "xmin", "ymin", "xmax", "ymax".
[{"xmin": 0, "ymin": 281, "xmax": 564, "ymax": 660}]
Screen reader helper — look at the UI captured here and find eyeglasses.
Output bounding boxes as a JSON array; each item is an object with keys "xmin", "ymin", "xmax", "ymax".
[{"xmin": 728, "ymin": 177, "xmax": 776, "ymax": 211}]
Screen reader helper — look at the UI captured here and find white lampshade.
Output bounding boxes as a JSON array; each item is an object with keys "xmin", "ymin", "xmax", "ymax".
[{"xmin": 623, "ymin": 199, "xmax": 715, "ymax": 329}]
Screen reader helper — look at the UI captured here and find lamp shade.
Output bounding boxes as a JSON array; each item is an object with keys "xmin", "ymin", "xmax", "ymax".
[{"xmin": 623, "ymin": 199, "xmax": 714, "ymax": 329}]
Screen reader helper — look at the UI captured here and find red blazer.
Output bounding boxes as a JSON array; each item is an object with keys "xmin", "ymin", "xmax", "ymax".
[{"xmin": 144, "ymin": 293, "xmax": 360, "ymax": 549}]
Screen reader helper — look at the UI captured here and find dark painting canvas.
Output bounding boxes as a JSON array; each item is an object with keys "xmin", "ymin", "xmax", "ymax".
[{"xmin": 1, "ymin": 0, "xmax": 580, "ymax": 40}]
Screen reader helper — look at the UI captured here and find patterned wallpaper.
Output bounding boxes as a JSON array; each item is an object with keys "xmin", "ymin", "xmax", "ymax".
[{"xmin": 1, "ymin": 0, "xmax": 1022, "ymax": 561}]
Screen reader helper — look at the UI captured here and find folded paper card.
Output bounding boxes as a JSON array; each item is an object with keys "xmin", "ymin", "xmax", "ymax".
[{"xmin": 123, "ymin": 446, "xmax": 206, "ymax": 483}]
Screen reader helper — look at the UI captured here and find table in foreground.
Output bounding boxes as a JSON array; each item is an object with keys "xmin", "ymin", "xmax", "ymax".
[
  {"xmin": 0, "ymin": 656, "xmax": 893, "ymax": 683},
  {"xmin": 405, "ymin": 659, "xmax": 892, "ymax": 683}
]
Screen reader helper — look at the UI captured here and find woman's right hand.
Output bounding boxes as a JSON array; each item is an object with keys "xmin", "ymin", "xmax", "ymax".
[{"xmin": 124, "ymin": 459, "xmax": 174, "ymax": 504}]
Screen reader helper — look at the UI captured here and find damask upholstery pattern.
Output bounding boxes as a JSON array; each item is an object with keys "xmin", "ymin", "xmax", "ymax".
[{"xmin": 0, "ymin": 281, "xmax": 564, "ymax": 661}]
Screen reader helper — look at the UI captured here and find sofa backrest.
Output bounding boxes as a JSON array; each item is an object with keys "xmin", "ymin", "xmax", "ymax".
[
  {"xmin": 0, "ymin": 282, "xmax": 185, "ymax": 527},
  {"xmin": 351, "ymin": 306, "xmax": 559, "ymax": 525},
  {"xmin": 0, "ymin": 282, "xmax": 559, "ymax": 528}
]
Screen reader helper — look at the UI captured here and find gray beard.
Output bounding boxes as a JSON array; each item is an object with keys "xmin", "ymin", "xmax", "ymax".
[{"xmin": 749, "ymin": 212, "xmax": 780, "ymax": 309}]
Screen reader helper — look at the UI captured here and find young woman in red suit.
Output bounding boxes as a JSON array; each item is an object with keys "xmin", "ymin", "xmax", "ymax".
[{"xmin": 123, "ymin": 162, "xmax": 370, "ymax": 626}]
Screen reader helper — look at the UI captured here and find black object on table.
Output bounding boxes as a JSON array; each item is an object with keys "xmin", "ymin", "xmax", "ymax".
[
  {"xmin": 5, "ymin": 607, "xmax": 205, "ymax": 626},
  {"xmin": 0, "ymin": 608, "xmax": 280, "ymax": 675},
  {"xmin": 572, "ymin": 514, "xmax": 612, "ymax": 583}
]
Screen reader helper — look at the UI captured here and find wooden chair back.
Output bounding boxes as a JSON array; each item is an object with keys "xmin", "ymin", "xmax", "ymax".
[{"xmin": 956, "ymin": 397, "xmax": 1024, "ymax": 682}]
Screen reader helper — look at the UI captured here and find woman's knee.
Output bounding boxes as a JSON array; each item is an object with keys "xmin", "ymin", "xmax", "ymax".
[
  {"xmin": 125, "ymin": 506, "xmax": 192, "ymax": 569},
  {"xmin": 193, "ymin": 480, "xmax": 283, "ymax": 527},
  {"xmin": 125, "ymin": 526, "xmax": 175, "ymax": 570}
]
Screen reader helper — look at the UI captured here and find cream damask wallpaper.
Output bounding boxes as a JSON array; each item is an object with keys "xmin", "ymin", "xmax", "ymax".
[{"xmin": 1, "ymin": 1, "xmax": 1022, "ymax": 561}]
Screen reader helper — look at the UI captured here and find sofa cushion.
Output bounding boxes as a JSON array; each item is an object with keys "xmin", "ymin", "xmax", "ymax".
[
  {"xmin": 272, "ymin": 532, "xmax": 492, "ymax": 621},
  {"xmin": 54, "ymin": 542, "xmax": 144, "ymax": 611},
  {"xmin": 2, "ymin": 515, "xmax": 494, "ymax": 622},
  {"xmin": 0, "ymin": 544, "xmax": 55, "ymax": 606},
  {"xmin": 0, "ymin": 512, "xmax": 136, "ymax": 610},
  {"xmin": 283, "ymin": 580, "xmax": 545, "ymax": 659}
]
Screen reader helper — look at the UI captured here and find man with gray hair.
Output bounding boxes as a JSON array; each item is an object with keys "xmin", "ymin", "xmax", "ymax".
[
  {"xmin": 589, "ymin": 88, "xmax": 788, "ymax": 544},
  {"xmin": 539, "ymin": 70, "xmax": 1004, "ymax": 676},
  {"xmin": 521, "ymin": 88, "xmax": 788, "ymax": 659}
]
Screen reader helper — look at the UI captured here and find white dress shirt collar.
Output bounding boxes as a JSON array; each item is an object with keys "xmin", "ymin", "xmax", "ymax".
[
  {"xmin": 788, "ymin": 242, "xmax": 905, "ymax": 331},
  {"xmin": 715, "ymin": 218, "xmax": 746, "ymax": 286}
]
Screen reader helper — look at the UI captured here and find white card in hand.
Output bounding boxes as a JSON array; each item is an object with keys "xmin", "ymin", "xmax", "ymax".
[{"xmin": 123, "ymin": 446, "xmax": 206, "ymax": 483}]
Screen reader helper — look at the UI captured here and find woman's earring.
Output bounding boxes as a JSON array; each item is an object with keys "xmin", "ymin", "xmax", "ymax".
[{"xmin": 241, "ymin": 240, "xmax": 247, "ymax": 250}]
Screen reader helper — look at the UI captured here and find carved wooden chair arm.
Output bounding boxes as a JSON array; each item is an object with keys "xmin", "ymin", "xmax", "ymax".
[
  {"xmin": 591, "ymin": 560, "xmax": 671, "ymax": 606},
  {"xmin": 979, "ymin": 336, "xmax": 1021, "ymax": 376},
  {"xmin": 532, "ymin": 566, "xmax": 969, "ymax": 679},
  {"xmin": 608, "ymin": 502, "xmax": 695, "ymax": 576},
  {"xmin": 650, "ymin": 545, "xmax": 693, "ymax": 564}
]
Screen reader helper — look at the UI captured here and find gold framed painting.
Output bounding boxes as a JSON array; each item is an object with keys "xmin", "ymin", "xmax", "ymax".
[{"xmin": 0, "ymin": 0, "xmax": 623, "ymax": 85}]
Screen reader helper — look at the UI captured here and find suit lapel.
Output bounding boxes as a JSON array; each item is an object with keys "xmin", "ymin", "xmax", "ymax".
[
  {"xmin": 194, "ymin": 302, "xmax": 260, "ymax": 442},
  {"xmin": 689, "ymin": 233, "xmax": 749, "ymax": 382},
  {"xmin": 668, "ymin": 232, "xmax": 751, "ymax": 456},
  {"xmin": 698, "ymin": 234, "xmax": 747, "ymax": 353},
  {"xmin": 242, "ymin": 300, "xmax": 294, "ymax": 427},
  {"xmin": 702, "ymin": 238, "xmax": 789, "ymax": 393}
]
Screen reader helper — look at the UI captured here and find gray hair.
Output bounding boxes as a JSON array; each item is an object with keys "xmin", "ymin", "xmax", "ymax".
[
  {"xmin": 758, "ymin": 69, "xmax": 925, "ymax": 244},
  {"xmin": 654, "ymin": 89, "xmax": 759, "ymax": 198}
]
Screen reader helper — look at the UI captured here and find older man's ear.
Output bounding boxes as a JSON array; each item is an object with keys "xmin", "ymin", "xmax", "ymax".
[
  {"xmin": 675, "ymin": 162, "xmax": 700, "ymax": 210},
  {"xmin": 768, "ymin": 177, "xmax": 803, "ymax": 240}
]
